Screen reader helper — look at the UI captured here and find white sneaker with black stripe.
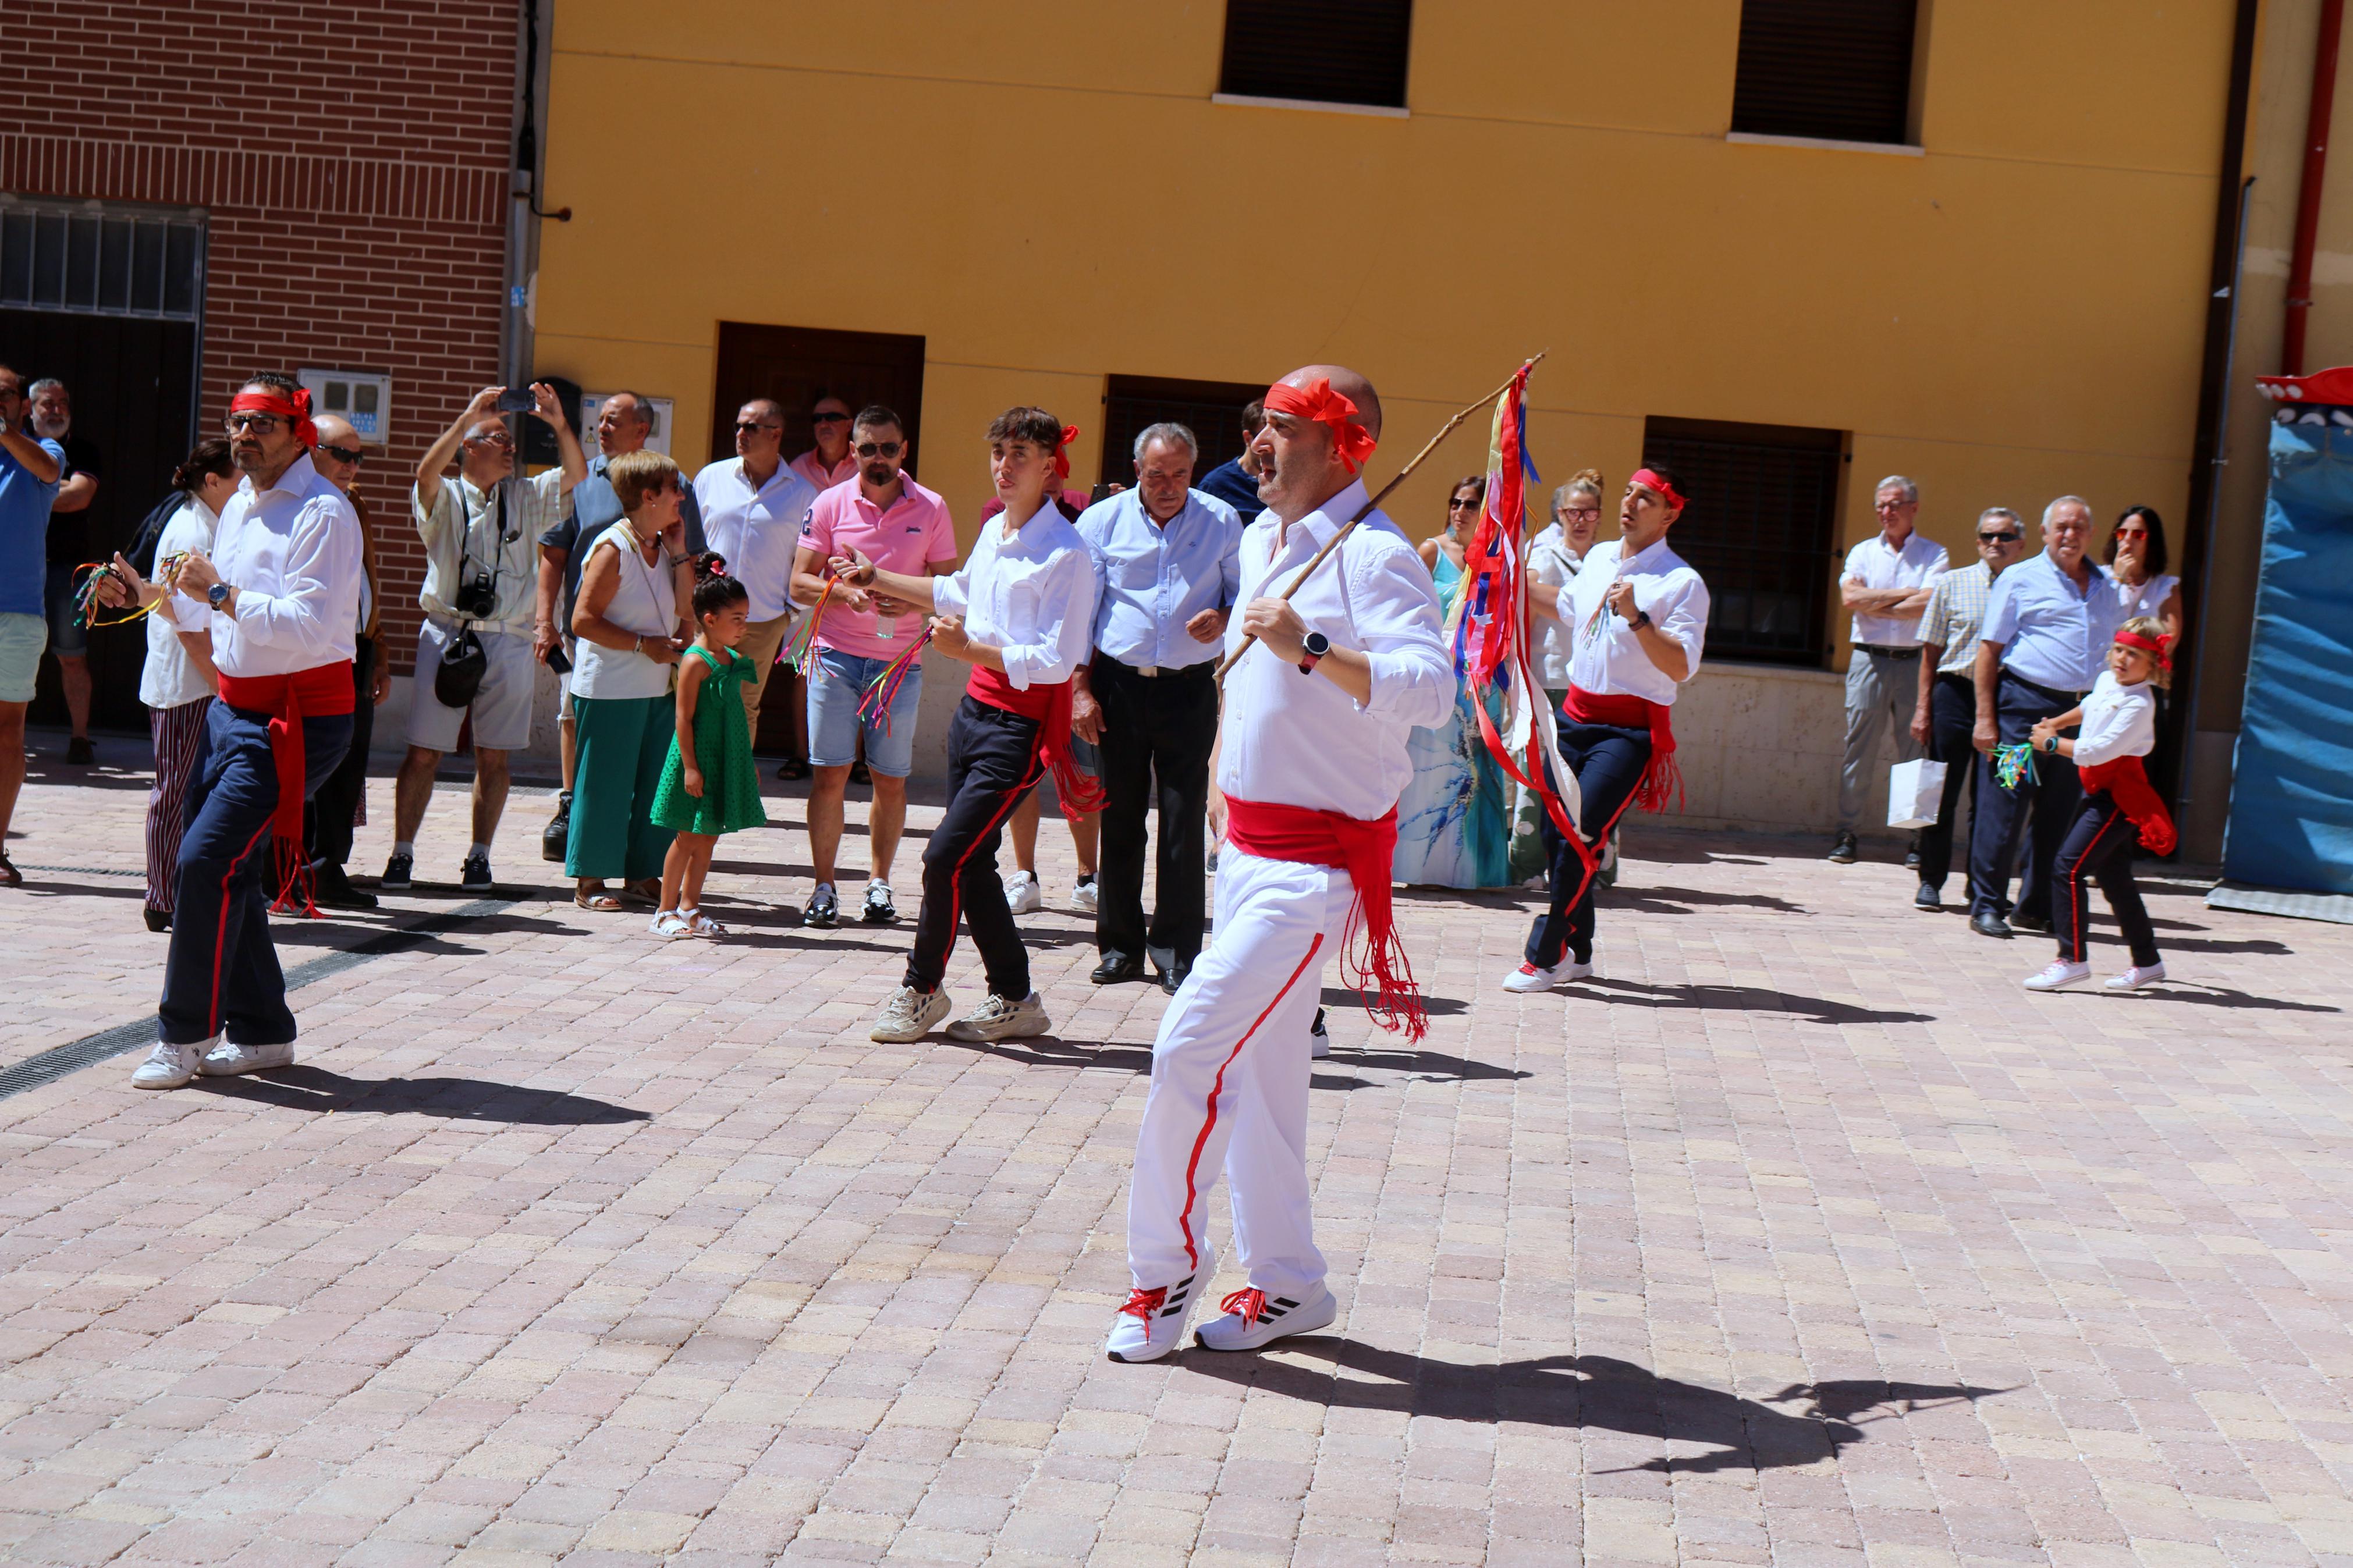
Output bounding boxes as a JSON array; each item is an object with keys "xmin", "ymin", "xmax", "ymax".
[
  {"xmin": 1194, "ymin": 1282, "xmax": 1337, "ymax": 1352},
  {"xmin": 1105, "ymin": 1247, "xmax": 1215, "ymax": 1363}
]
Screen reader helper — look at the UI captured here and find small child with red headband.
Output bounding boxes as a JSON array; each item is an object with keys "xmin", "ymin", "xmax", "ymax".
[{"xmin": 2021, "ymin": 615, "xmax": 2176, "ymax": 991}]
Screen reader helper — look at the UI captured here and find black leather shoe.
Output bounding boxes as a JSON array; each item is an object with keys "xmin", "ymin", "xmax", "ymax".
[
  {"xmin": 1090, "ymin": 951, "xmax": 1144, "ymax": 985},
  {"xmin": 313, "ymin": 866, "xmax": 378, "ymax": 910},
  {"xmin": 143, "ymin": 907, "xmax": 171, "ymax": 933},
  {"xmin": 1827, "ymin": 831, "xmax": 1858, "ymax": 864},
  {"xmin": 542, "ymin": 791, "xmax": 572, "ymax": 862},
  {"xmin": 1159, "ymin": 961, "xmax": 1192, "ymax": 995},
  {"xmin": 1914, "ymin": 883, "xmax": 1941, "ymax": 911},
  {"xmin": 2010, "ymin": 912, "xmax": 2052, "ymax": 934},
  {"xmin": 1970, "ymin": 910, "xmax": 2014, "ymax": 939}
]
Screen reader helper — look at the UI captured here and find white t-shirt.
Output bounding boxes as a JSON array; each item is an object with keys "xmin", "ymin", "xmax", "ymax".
[{"xmin": 141, "ymin": 500, "xmax": 219, "ymax": 709}]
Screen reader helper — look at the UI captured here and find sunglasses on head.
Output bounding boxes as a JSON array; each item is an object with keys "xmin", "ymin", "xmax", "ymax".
[
  {"xmin": 1979, "ymin": 530, "xmax": 2021, "ymax": 543},
  {"xmin": 317, "ymin": 443, "xmax": 365, "ymax": 466},
  {"xmin": 855, "ymin": 440, "xmax": 902, "ymax": 458}
]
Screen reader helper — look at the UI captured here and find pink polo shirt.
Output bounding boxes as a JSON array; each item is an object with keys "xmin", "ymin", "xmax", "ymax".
[
  {"xmin": 800, "ymin": 475, "xmax": 959, "ymax": 660},
  {"xmin": 790, "ymin": 449, "xmax": 857, "ymax": 491}
]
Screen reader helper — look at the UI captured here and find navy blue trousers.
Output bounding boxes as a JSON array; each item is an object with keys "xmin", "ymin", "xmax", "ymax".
[
  {"xmin": 1525, "ymin": 721, "xmax": 1653, "ymax": 969},
  {"xmin": 1967, "ymin": 672, "xmax": 2083, "ymax": 921},
  {"xmin": 160, "ymin": 701, "xmax": 353, "ymax": 1046}
]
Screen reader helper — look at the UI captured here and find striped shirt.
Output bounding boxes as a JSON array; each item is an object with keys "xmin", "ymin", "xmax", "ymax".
[{"xmin": 1917, "ymin": 559, "xmax": 1996, "ymax": 677}]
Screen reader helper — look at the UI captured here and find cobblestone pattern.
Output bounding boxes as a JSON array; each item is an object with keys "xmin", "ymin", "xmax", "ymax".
[{"xmin": 2, "ymin": 734, "xmax": 2350, "ymax": 1566}]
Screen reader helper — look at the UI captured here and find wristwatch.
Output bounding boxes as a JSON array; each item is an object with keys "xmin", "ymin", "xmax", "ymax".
[
  {"xmin": 207, "ymin": 582, "xmax": 232, "ymax": 613},
  {"xmin": 1297, "ymin": 630, "xmax": 1330, "ymax": 675},
  {"xmin": 1627, "ymin": 608, "xmax": 1651, "ymax": 631}
]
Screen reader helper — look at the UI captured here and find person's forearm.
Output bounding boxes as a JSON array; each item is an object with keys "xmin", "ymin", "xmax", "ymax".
[
  {"xmin": 1529, "ymin": 581, "xmax": 1563, "ymax": 619},
  {"xmin": 954, "ymin": 639, "xmax": 1006, "ymax": 673},
  {"xmin": 0, "ymin": 427, "xmax": 61, "ymax": 482},
  {"xmin": 1894, "ymin": 586, "xmax": 1932, "ymax": 615},
  {"xmin": 573, "ymin": 613, "xmax": 646, "ymax": 653},
  {"xmin": 1634, "ymin": 623, "xmax": 1689, "ymax": 681},
  {"xmin": 414, "ymin": 410, "xmax": 471, "ymax": 500},
  {"xmin": 535, "ymin": 552, "xmax": 563, "ymax": 631},
  {"xmin": 1973, "ymin": 642, "xmax": 2000, "ymax": 721},
  {"xmin": 869, "ymin": 566, "xmax": 939, "ymax": 610},
  {"xmin": 52, "ymin": 475, "xmax": 97, "ymax": 514},
  {"xmin": 1916, "ymin": 645, "xmax": 1939, "ymax": 717},
  {"xmin": 1313, "ymin": 645, "xmax": 1376, "ymax": 706},
  {"xmin": 554, "ymin": 418, "xmax": 587, "ymax": 492}
]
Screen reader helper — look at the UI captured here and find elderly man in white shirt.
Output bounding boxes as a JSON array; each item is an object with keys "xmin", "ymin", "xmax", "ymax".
[
  {"xmin": 694, "ymin": 397, "xmax": 819, "ymax": 737},
  {"xmin": 1830, "ymin": 475, "xmax": 1949, "ymax": 864},
  {"xmin": 1108, "ymin": 365, "xmax": 1452, "ymax": 1364},
  {"xmin": 97, "ymin": 374, "xmax": 365, "ymax": 1090},
  {"xmin": 389, "ymin": 384, "xmax": 585, "ymax": 894},
  {"xmin": 1509, "ymin": 466, "xmax": 1710, "ymax": 995}
]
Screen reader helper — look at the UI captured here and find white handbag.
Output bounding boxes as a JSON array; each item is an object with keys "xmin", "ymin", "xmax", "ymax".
[{"xmin": 1886, "ymin": 758, "xmax": 1948, "ymax": 829}]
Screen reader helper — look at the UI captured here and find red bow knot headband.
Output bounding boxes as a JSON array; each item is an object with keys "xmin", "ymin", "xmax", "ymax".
[
  {"xmin": 1052, "ymin": 424, "xmax": 1081, "ymax": 481},
  {"xmin": 2114, "ymin": 628, "xmax": 2173, "ymax": 669},
  {"xmin": 229, "ymin": 387, "xmax": 319, "ymax": 450},
  {"xmin": 1628, "ymin": 467, "xmax": 1687, "ymax": 513},
  {"xmin": 1264, "ymin": 378, "xmax": 1379, "ymax": 474}
]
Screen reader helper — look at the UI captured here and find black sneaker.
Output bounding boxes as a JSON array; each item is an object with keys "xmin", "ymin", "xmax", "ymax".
[
  {"xmin": 65, "ymin": 736, "xmax": 94, "ymax": 766},
  {"xmin": 1914, "ymin": 883, "xmax": 1941, "ymax": 911},
  {"xmin": 542, "ymin": 792, "xmax": 572, "ymax": 863},
  {"xmin": 2009, "ymin": 911, "xmax": 2052, "ymax": 934},
  {"xmin": 805, "ymin": 884, "xmax": 839, "ymax": 929},
  {"xmin": 380, "ymin": 852, "xmax": 414, "ymax": 891},
  {"xmin": 460, "ymin": 854, "xmax": 494, "ymax": 892},
  {"xmin": 1827, "ymin": 831, "xmax": 1859, "ymax": 865}
]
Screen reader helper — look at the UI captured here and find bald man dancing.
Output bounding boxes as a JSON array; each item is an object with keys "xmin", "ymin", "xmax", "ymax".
[{"xmin": 1109, "ymin": 366, "xmax": 1453, "ymax": 1361}]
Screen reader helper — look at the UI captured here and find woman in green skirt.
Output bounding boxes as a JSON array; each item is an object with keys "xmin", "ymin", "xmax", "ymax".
[{"xmin": 650, "ymin": 554, "xmax": 769, "ymax": 937}]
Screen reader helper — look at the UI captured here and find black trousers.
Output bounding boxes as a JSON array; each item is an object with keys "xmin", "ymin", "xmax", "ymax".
[
  {"xmin": 906, "ymin": 696, "xmax": 1044, "ymax": 999},
  {"xmin": 2053, "ymin": 791, "xmax": 2160, "ymax": 968},
  {"xmin": 1092, "ymin": 657, "xmax": 1219, "ymax": 965},
  {"xmin": 1525, "ymin": 721, "xmax": 1652, "ymax": 969},
  {"xmin": 1968, "ymin": 672, "xmax": 2083, "ymax": 921},
  {"xmin": 304, "ymin": 635, "xmax": 374, "ymax": 870},
  {"xmin": 1919, "ymin": 672, "xmax": 1983, "ymax": 897}
]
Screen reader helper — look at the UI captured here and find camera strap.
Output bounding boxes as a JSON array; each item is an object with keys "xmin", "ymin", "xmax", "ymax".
[{"xmin": 454, "ymin": 478, "xmax": 508, "ymax": 627}]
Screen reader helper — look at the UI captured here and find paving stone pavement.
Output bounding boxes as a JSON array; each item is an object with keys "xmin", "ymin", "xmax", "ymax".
[{"xmin": 3, "ymin": 731, "xmax": 2352, "ymax": 1566}]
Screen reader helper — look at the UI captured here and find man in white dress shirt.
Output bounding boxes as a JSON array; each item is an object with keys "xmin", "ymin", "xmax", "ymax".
[
  {"xmin": 1507, "ymin": 467, "xmax": 1710, "ymax": 994},
  {"xmin": 1109, "ymin": 365, "xmax": 1453, "ymax": 1363},
  {"xmin": 694, "ymin": 399, "xmax": 819, "ymax": 739},
  {"xmin": 97, "ymin": 374, "xmax": 365, "ymax": 1089},
  {"xmin": 1830, "ymin": 475, "xmax": 1948, "ymax": 865}
]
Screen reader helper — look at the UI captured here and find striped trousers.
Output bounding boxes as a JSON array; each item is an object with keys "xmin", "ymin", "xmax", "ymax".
[{"xmin": 145, "ymin": 698, "xmax": 212, "ymax": 915}]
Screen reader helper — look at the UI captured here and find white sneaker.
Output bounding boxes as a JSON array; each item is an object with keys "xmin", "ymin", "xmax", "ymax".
[
  {"xmin": 1502, "ymin": 957, "xmax": 1591, "ymax": 993},
  {"xmin": 2024, "ymin": 960, "xmax": 2092, "ymax": 991},
  {"xmin": 1069, "ymin": 877, "xmax": 1098, "ymax": 915},
  {"xmin": 2104, "ymin": 962, "xmax": 2167, "ymax": 991},
  {"xmin": 1195, "ymin": 1283, "xmax": 1338, "ymax": 1352},
  {"xmin": 198, "ymin": 1039, "xmax": 294, "ymax": 1077},
  {"xmin": 130, "ymin": 1039, "xmax": 202, "ymax": 1090},
  {"xmin": 1105, "ymin": 1247, "xmax": 1215, "ymax": 1363},
  {"xmin": 1005, "ymin": 870, "xmax": 1043, "ymax": 915},
  {"xmin": 872, "ymin": 985, "xmax": 952, "ymax": 1043},
  {"xmin": 945, "ymin": 991, "xmax": 1050, "ymax": 1042}
]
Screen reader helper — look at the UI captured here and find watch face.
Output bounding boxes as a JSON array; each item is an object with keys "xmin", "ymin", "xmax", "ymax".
[{"xmin": 1304, "ymin": 631, "xmax": 1330, "ymax": 656}]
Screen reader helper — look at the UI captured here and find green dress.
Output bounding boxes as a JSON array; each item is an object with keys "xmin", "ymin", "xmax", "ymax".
[{"xmin": 651, "ymin": 646, "xmax": 769, "ymax": 836}]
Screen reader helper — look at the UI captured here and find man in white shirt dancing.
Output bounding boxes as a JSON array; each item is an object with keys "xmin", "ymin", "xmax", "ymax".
[{"xmin": 1109, "ymin": 365, "xmax": 1452, "ymax": 1362}]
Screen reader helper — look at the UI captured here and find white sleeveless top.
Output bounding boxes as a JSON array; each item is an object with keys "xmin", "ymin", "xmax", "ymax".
[
  {"xmin": 2113, "ymin": 571, "xmax": 2178, "ymax": 622},
  {"xmin": 570, "ymin": 524, "xmax": 679, "ymax": 701}
]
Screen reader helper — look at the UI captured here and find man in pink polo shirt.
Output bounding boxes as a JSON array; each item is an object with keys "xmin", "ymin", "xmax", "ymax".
[{"xmin": 790, "ymin": 404, "xmax": 958, "ymax": 929}]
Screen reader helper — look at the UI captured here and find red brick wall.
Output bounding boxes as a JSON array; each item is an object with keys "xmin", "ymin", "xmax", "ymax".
[{"xmin": 1, "ymin": 1, "xmax": 521, "ymax": 672}]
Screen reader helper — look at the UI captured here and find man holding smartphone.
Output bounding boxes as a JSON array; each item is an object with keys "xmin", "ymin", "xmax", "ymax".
[{"xmin": 389, "ymin": 384, "xmax": 584, "ymax": 893}]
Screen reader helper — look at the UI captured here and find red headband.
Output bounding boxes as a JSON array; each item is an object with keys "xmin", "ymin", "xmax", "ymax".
[
  {"xmin": 1052, "ymin": 424, "xmax": 1080, "ymax": 481},
  {"xmin": 1264, "ymin": 378, "xmax": 1379, "ymax": 474},
  {"xmin": 1628, "ymin": 467, "xmax": 1686, "ymax": 513},
  {"xmin": 2114, "ymin": 628, "xmax": 2172, "ymax": 668},
  {"xmin": 229, "ymin": 387, "xmax": 318, "ymax": 450}
]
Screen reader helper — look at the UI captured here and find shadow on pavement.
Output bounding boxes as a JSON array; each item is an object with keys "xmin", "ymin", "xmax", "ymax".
[
  {"xmin": 1599, "ymin": 884, "xmax": 1808, "ymax": 915},
  {"xmin": 2146, "ymin": 983, "xmax": 2340, "ymax": 1014},
  {"xmin": 193, "ymin": 1065, "xmax": 649, "ymax": 1124},
  {"xmin": 933, "ymin": 1034, "xmax": 1529, "ymax": 1089},
  {"xmin": 1184, "ymin": 1342, "xmax": 2004, "ymax": 1471},
  {"xmin": 1578, "ymin": 978, "xmax": 1935, "ymax": 1025}
]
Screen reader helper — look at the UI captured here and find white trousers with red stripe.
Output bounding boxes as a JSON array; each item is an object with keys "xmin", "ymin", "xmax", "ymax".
[{"xmin": 1127, "ymin": 847, "xmax": 1353, "ymax": 1301}]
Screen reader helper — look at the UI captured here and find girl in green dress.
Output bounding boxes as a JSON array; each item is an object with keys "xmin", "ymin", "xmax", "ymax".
[{"xmin": 651, "ymin": 554, "xmax": 771, "ymax": 937}]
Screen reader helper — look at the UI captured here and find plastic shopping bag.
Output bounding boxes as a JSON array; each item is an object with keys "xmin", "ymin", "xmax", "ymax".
[{"xmin": 1886, "ymin": 758, "xmax": 1947, "ymax": 830}]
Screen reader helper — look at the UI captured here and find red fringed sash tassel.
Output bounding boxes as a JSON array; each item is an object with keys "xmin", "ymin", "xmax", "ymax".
[
  {"xmin": 2077, "ymin": 755, "xmax": 2178, "ymax": 856},
  {"xmin": 217, "ymin": 663, "xmax": 356, "ymax": 917},
  {"xmin": 965, "ymin": 666, "xmax": 1106, "ymax": 819},
  {"xmin": 1563, "ymin": 685, "xmax": 1684, "ymax": 813},
  {"xmin": 1221, "ymin": 795, "xmax": 1428, "ymax": 1043}
]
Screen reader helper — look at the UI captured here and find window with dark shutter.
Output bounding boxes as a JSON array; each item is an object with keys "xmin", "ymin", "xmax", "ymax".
[
  {"xmin": 1099, "ymin": 375, "xmax": 1269, "ymax": 489},
  {"xmin": 1731, "ymin": 0, "xmax": 1920, "ymax": 146},
  {"xmin": 1218, "ymin": 1, "xmax": 1412, "ymax": 111},
  {"xmin": 1641, "ymin": 416, "xmax": 1845, "ymax": 667}
]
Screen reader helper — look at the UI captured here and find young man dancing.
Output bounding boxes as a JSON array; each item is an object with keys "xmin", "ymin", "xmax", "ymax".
[
  {"xmin": 1109, "ymin": 365, "xmax": 1452, "ymax": 1361},
  {"xmin": 829, "ymin": 407, "xmax": 1101, "ymax": 1044}
]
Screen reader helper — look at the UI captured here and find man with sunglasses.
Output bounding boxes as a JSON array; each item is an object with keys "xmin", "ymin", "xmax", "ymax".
[
  {"xmin": 391, "ymin": 385, "xmax": 585, "ymax": 894},
  {"xmin": 789, "ymin": 394, "xmax": 858, "ymax": 492},
  {"xmin": 533, "ymin": 391, "xmax": 703, "ymax": 860},
  {"xmin": 0, "ymin": 363, "xmax": 65, "ymax": 888},
  {"xmin": 1830, "ymin": 475, "xmax": 1949, "ymax": 866},
  {"xmin": 1909, "ymin": 507, "xmax": 2027, "ymax": 915},
  {"xmin": 302, "ymin": 414, "xmax": 391, "ymax": 908}
]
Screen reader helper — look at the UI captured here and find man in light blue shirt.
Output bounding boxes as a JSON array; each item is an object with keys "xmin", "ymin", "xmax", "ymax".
[
  {"xmin": 1071, "ymin": 421, "xmax": 1242, "ymax": 991},
  {"xmin": 1966, "ymin": 495, "xmax": 2123, "ymax": 938},
  {"xmin": 0, "ymin": 362, "xmax": 65, "ymax": 885}
]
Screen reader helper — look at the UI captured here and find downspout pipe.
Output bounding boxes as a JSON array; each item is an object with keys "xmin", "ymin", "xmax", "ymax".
[{"xmin": 2286, "ymin": 0, "xmax": 2344, "ymax": 376}]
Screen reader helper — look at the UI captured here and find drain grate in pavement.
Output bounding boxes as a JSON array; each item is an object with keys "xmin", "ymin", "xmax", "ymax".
[{"xmin": 0, "ymin": 897, "xmax": 510, "ymax": 1102}]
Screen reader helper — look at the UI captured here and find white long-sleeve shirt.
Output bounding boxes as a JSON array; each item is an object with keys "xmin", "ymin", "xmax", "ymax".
[
  {"xmin": 177, "ymin": 451, "xmax": 362, "ymax": 680},
  {"xmin": 1218, "ymin": 478, "xmax": 1454, "ymax": 822},
  {"xmin": 2072, "ymin": 670, "xmax": 2156, "ymax": 768},
  {"xmin": 931, "ymin": 501, "xmax": 1096, "ymax": 690},
  {"xmin": 1562, "ymin": 536, "xmax": 1709, "ymax": 705}
]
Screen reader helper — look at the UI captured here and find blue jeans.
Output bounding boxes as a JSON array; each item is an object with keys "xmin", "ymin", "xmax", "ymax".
[{"xmin": 807, "ymin": 646, "xmax": 923, "ymax": 776}]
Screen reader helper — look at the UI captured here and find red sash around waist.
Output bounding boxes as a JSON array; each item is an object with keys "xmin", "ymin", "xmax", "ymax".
[
  {"xmin": 965, "ymin": 665, "xmax": 1106, "ymax": 818},
  {"xmin": 217, "ymin": 663, "xmax": 356, "ymax": 916},
  {"xmin": 1563, "ymin": 686, "xmax": 1684, "ymax": 813},
  {"xmin": 1222, "ymin": 795, "xmax": 1428, "ymax": 1043},
  {"xmin": 2078, "ymin": 754, "xmax": 2177, "ymax": 856}
]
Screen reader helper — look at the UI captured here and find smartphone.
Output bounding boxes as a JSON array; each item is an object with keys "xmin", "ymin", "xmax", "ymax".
[
  {"xmin": 1088, "ymin": 481, "xmax": 1113, "ymax": 506},
  {"xmin": 496, "ymin": 386, "xmax": 536, "ymax": 414},
  {"xmin": 542, "ymin": 641, "xmax": 573, "ymax": 675}
]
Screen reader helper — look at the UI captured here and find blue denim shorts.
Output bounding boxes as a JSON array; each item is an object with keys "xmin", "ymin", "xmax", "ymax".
[
  {"xmin": 44, "ymin": 562, "xmax": 88, "ymax": 659},
  {"xmin": 807, "ymin": 646, "xmax": 924, "ymax": 777}
]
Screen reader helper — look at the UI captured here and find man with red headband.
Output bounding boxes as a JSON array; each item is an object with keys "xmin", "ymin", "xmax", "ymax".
[
  {"xmin": 1106, "ymin": 364, "xmax": 1451, "ymax": 1361},
  {"xmin": 94, "ymin": 372, "xmax": 364, "ymax": 1089},
  {"xmin": 1507, "ymin": 465, "xmax": 1710, "ymax": 994}
]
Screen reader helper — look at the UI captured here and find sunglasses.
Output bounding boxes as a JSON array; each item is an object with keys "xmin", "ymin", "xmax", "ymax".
[
  {"xmin": 2116, "ymin": 526, "xmax": 2151, "ymax": 538},
  {"xmin": 317, "ymin": 443, "xmax": 365, "ymax": 466},
  {"xmin": 467, "ymin": 432, "xmax": 516, "ymax": 449},
  {"xmin": 1978, "ymin": 531, "xmax": 2021, "ymax": 543},
  {"xmin": 736, "ymin": 420, "xmax": 782, "ymax": 435},
  {"xmin": 1561, "ymin": 506, "xmax": 1601, "ymax": 521},
  {"xmin": 1447, "ymin": 496, "xmax": 1479, "ymax": 510},
  {"xmin": 225, "ymin": 412, "xmax": 281, "ymax": 435},
  {"xmin": 812, "ymin": 411, "xmax": 851, "ymax": 424},
  {"xmin": 854, "ymin": 440, "xmax": 902, "ymax": 458}
]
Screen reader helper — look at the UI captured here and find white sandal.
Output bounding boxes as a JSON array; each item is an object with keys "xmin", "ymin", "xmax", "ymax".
[
  {"xmin": 649, "ymin": 911, "xmax": 693, "ymax": 940},
  {"xmin": 680, "ymin": 908, "xmax": 727, "ymax": 939}
]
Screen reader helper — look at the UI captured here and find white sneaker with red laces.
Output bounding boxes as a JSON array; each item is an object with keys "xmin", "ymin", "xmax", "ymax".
[
  {"xmin": 1195, "ymin": 1283, "xmax": 1337, "ymax": 1352},
  {"xmin": 1105, "ymin": 1246, "xmax": 1215, "ymax": 1363},
  {"xmin": 1502, "ymin": 957, "xmax": 1592, "ymax": 993},
  {"xmin": 2023, "ymin": 960, "xmax": 2092, "ymax": 991}
]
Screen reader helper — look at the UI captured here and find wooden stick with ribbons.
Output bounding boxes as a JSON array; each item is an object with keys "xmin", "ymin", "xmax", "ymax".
[{"xmin": 1215, "ymin": 351, "xmax": 1548, "ymax": 683}]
